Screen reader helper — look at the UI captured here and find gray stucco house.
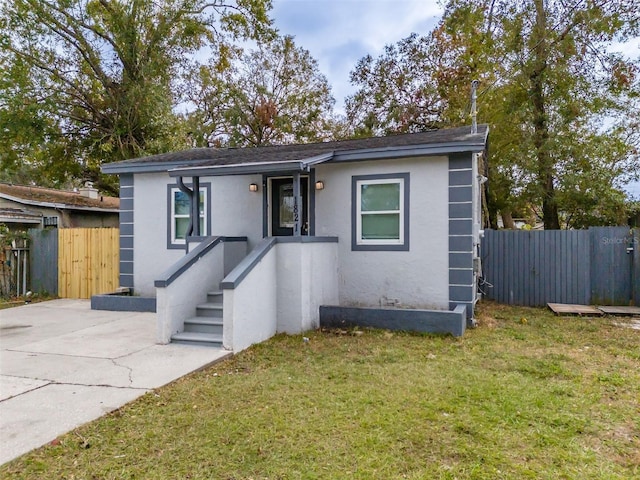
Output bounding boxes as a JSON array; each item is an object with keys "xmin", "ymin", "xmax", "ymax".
[{"xmin": 101, "ymin": 125, "xmax": 489, "ymax": 351}]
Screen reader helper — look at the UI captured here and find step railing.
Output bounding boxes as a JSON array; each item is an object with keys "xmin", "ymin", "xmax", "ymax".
[{"xmin": 155, "ymin": 236, "xmax": 247, "ymax": 344}]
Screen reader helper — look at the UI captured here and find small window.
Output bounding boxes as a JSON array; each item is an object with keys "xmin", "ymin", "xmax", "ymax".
[
  {"xmin": 352, "ymin": 173, "xmax": 409, "ymax": 251},
  {"xmin": 168, "ymin": 184, "xmax": 209, "ymax": 248},
  {"xmin": 43, "ymin": 216, "xmax": 58, "ymax": 227}
]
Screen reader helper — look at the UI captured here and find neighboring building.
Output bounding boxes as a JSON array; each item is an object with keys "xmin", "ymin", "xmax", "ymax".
[
  {"xmin": 101, "ymin": 125, "xmax": 489, "ymax": 351},
  {"xmin": 0, "ymin": 183, "xmax": 119, "ymax": 230}
]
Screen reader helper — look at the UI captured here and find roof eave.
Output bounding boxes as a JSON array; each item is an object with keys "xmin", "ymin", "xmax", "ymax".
[
  {"xmin": 101, "ymin": 159, "xmax": 201, "ymax": 175},
  {"xmin": 330, "ymin": 141, "xmax": 487, "ymax": 163},
  {"xmin": 168, "ymin": 152, "xmax": 335, "ymax": 178},
  {"xmin": 0, "ymin": 193, "xmax": 118, "ymax": 213}
]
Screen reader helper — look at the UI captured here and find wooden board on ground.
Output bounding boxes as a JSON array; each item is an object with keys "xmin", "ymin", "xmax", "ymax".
[
  {"xmin": 598, "ymin": 306, "xmax": 640, "ymax": 316},
  {"xmin": 547, "ymin": 303, "xmax": 604, "ymax": 316}
]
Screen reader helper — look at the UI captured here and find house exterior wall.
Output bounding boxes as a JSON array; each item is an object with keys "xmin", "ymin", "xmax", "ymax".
[
  {"xmin": 0, "ymin": 197, "xmax": 117, "ymax": 229},
  {"xmin": 448, "ymin": 152, "xmax": 478, "ymax": 317},
  {"xmin": 276, "ymin": 240, "xmax": 339, "ymax": 333},
  {"xmin": 314, "ymin": 156, "xmax": 450, "ymax": 310},
  {"xmin": 130, "ymin": 172, "xmax": 264, "ymax": 296}
]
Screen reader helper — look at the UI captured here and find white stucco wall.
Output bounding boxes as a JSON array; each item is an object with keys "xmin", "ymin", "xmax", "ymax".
[
  {"xmin": 132, "ymin": 172, "xmax": 264, "ymax": 296},
  {"xmin": 223, "ymin": 246, "xmax": 278, "ymax": 352},
  {"xmin": 314, "ymin": 157, "xmax": 450, "ymax": 309},
  {"xmin": 276, "ymin": 241, "xmax": 339, "ymax": 333}
]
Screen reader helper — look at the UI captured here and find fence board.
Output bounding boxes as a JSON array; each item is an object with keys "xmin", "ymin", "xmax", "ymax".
[
  {"xmin": 58, "ymin": 228, "xmax": 119, "ymax": 299},
  {"xmin": 29, "ymin": 228, "xmax": 58, "ymax": 295},
  {"xmin": 482, "ymin": 227, "xmax": 636, "ymax": 307},
  {"xmin": 482, "ymin": 230, "xmax": 589, "ymax": 306}
]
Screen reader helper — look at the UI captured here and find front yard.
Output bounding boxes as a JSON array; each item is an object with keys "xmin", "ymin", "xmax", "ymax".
[{"xmin": 2, "ymin": 302, "xmax": 639, "ymax": 479}]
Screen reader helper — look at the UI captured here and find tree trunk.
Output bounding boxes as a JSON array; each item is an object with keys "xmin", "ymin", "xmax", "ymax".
[
  {"xmin": 501, "ymin": 210, "xmax": 516, "ymax": 229},
  {"xmin": 531, "ymin": 0, "xmax": 560, "ymax": 230}
]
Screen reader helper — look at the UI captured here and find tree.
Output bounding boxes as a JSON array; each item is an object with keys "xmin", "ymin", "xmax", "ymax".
[
  {"xmin": 347, "ymin": 0, "xmax": 640, "ymax": 229},
  {"xmin": 185, "ymin": 35, "xmax": 335, "ymax": 147},
  {"xmin": 345, "ymin": 33, "xmax": 443, "ymax": 136},
  {"xmin": 0, "ymin": 0, "xmax": 273, "ymax": 193}
]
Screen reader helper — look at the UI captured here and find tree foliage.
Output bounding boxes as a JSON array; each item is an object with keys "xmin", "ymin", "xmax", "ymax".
[
  {"xmin": 185, "ymin": 35, "xmax": 335, "ymax": 147},
  {"xmin": 0, "ymin": 0, "xmax": 273, "ymax": 193},
  {"xmin": 347, "ymin": 0, "xmax": 640, "ymax": 228}
]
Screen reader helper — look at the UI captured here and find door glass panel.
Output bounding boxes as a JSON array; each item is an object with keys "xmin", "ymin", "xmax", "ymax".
[{"xmin": 279, "ymin": 184, "xmax": 295, "ymax": 228}]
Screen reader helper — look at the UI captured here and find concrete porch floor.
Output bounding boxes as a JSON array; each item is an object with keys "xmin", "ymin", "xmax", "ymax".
[{"xmin": 0, "ymin": 299, "xmax": 231, "ymax": 465}]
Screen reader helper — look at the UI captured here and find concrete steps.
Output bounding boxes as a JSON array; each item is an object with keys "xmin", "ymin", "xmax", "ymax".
[{"xmin": 171, "ymin": 291, "xmax": 224, "ymax": 347}]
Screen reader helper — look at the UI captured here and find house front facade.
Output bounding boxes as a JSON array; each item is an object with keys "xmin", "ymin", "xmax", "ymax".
[
  {"xmin": 0, "ymin": 182, "xmax": 119, "ymax": 230},
  {"xmin": 101, "ymin": 125, "xmax": 489, "ymax": 351}
]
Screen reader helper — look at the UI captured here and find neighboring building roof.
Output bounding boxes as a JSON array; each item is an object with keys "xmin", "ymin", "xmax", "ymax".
[
  {"xmin": 0, "ymin": 207, "xmax": 43, "ymax": 224},
  {"xmin": 102, "ymin": 124, "xmax": 489, "ymax": 175},
  {"xmin": 0, "ymin": 183, "xmax": 120, "ymax": 212}
]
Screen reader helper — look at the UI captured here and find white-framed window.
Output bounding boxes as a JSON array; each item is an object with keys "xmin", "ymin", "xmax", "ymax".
[
  {"xmin": 352, "ymin": 173, "xmax": 409, "ymax": 251},
  {"xmin": 168, "ymin": 185, "xmax": 208, "ymax": 247}
]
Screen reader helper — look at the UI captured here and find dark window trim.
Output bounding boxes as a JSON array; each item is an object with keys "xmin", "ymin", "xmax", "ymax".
[
  {"xmin": 166, "ymin": 182, "xmax": 211, "ymax": 250},
  {"xmin": 351, "ymin": 172, "xmax": 410, "ymax": 251}
]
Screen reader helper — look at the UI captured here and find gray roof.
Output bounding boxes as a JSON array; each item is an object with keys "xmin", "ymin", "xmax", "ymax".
[{"xmin": 102, "ymin": 125, "xmax": 489, "ymax": 175}]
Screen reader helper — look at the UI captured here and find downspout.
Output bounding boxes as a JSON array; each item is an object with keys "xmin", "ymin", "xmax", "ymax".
[
  {"xmin": 192, "ymin": 176, "xmax": 200, "ymax": 237},
  {"xmin": 176, "ymin": 176, "xmax": 194, "ymax": 242}
]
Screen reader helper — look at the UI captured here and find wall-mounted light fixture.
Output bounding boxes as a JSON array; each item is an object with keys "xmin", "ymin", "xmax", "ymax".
[
  {"xmin": 315, "ymin": 180, "xmax": 325, "ymax": 190},
  {"xmin": 249, "ymin": 183, "xmax": 259, "ymax": 192}
]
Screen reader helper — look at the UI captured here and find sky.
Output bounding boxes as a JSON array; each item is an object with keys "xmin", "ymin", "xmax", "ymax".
[
  {"xmin": 271, "ymin": 0, "xmax": 443, "ymax": 113},
  {"xmin": 270, "ymin": 0, "xmax": 640, "ymax": 198}
]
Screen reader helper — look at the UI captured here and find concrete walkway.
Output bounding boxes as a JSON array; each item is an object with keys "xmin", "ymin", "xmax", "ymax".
[{"xmin": 0, "ymin": 299, "xmax": 231, "ymax": 465}]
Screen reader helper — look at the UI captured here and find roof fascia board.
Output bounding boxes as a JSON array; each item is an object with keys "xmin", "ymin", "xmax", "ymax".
[
  {"xmin": 0, "ymin": 216, "xmax": 42, "ymax": 224},
  {"xmin": 168, "ymin": 156, "xmax": 334, "ymax": 178},
  {"xmin": 0, "ymin": 193, "xmax": 118, "ymax": 213},
  {"xmin": 331, "ymin": 142, "xmax": 486, "ymax": 163},
  {"xmin": 101, "ymin": 159, "xmax": 200, "ymax": 174}
]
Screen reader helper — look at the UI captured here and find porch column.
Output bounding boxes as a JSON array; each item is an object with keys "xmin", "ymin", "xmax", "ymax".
[
  {"xmin": 192, "ymin": 176, "xmax": 200, "ymax": 236},
  {"xmin": 292, "ymin": 172, "xmax": 302, "ymax": 236}
]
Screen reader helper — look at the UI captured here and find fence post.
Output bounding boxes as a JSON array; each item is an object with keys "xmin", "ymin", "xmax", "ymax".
[{"xmin": 633, "ymin": 228, "xmax": 640, "ymax": 306}]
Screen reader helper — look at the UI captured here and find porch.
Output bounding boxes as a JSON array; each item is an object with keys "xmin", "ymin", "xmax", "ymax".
[{"xmin": 154, "ymin": 235, "xmax": 339, "ymax": 351}]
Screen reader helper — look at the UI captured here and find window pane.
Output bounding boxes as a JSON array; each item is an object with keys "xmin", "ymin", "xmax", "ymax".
[
  {"xmin": 175, "ymin": 217, "xmax": 189, "ymax": 240},
  {"xmin": 199, "ymin": 217, "xmax": 205, "ymax": 233},
  {"xmin": 174, "ymin": 191, "xmax": 190, "ymax": 215},
  {"xmin": 279, "ymin": 184, "xmax": 295, "ymax": 228},
  {"xmin": 361, "ymin": 183, "xmax": 400, "ymax": 211},
  {"xmin": 362, "ymin": 213, "xmax": 400, "ymax": 240}
]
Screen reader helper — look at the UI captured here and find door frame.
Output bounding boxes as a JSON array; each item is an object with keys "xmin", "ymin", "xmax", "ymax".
[{"xmin": 263, "ymin": 171, "xmax": 316, "ymax": 237}]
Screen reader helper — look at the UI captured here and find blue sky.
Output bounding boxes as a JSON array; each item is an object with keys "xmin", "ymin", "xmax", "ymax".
[{"xmin": 270, "ymin": 0, "xmax": 640, "ymax": 197}]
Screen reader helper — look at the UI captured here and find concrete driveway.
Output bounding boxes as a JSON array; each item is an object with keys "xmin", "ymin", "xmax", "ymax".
[{"xmin": 0, "ymin": 299, "xmax": 230, "ymax": 465}]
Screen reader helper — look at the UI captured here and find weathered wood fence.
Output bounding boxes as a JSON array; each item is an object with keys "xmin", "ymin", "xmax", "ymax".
[
  {"xmin": 30, "ymin": 228, "xmax": 119, "ymax": 299},
  {"xmin": 481, "ymin": 226, "xmax": 640, "ymax": 307},
  {"xmin": 58, "ymin": 228, "xmax": 119, "ymax": 298}
]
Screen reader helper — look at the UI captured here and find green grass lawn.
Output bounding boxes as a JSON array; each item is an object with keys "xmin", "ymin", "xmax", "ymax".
[{"xmin": 2, "ymin": 302, "xmax": 639, "ymax": 479}]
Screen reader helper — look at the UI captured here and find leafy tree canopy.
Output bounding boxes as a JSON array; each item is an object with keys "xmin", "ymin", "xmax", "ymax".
[
  {"xmin": 0, "ymin": 0, "xmax": 274, "ymax": 194},
  {"xmin": 347, "ymin": 0, "xmax": 640, "ymax": 228},
  {"xmin": 185, "ymin": 34, "xmax": 336, "ymax": 147}
]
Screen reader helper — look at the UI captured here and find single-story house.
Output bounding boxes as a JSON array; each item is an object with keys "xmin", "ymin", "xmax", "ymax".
[
  {"xmin": 0, "ymin": 182, "xmax": 119, "ymax": 230},
  {"xmin": 100, "ymin": 125, "xmax": 489, "ymax": 351}
]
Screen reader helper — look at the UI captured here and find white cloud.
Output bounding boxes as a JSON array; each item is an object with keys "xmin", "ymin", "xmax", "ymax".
[{"xmin": 271, "ymin": 0, "xmax": 443, "ymax": 112}]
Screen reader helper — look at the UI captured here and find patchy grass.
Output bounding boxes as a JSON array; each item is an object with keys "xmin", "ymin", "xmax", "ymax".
[
  {"xmin": 2, "ymin": 302, "xmax": 639, "ymax": 479},
  {"xmin": 0, "ymin": 294, "xmax": 54, "ymax": 310}
]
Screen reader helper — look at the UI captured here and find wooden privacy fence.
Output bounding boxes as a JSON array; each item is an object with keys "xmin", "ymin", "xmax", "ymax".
[
  {"xmin": 58, "ymin": 228, "xmax": 119, "ymax": 299},
  {"xmin": 481, "ymin": 226, "xmax": 640, "ymax": 307}
]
